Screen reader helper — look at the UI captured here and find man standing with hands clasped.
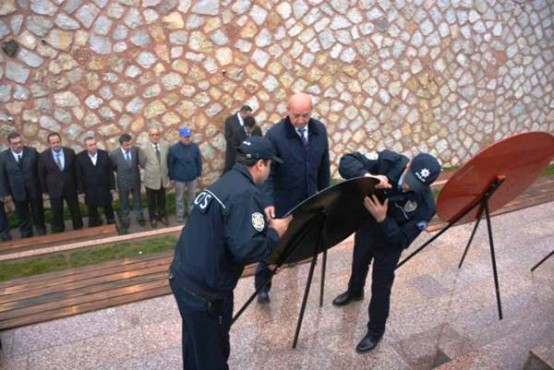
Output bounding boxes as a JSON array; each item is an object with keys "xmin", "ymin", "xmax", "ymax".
[
  {"xmin": 168, "ymin": 127, "xmax": 202, "ymax": 223},
  {"xmin": 169, "ymin": 136, "xmax": 292, "ymax": 370},
  {"xmin": 38, "ymin": 132, "xmax": 83, "ymax": 233},
  {"xmin": 139, "ymin": 128, "xmax": 170, "ymax": 228},
  {"xmin": 110, "ymin": 134, "xmax": 145, "ymax": 230},
  {"xmin": 332, "ymin": 150, "xmax": 441, "ymax": 353},
  {"xmin": 76, "ymin": 136, "xmax": 116, "ymax": 227},
  {"xmin": 0, "ymin": 132, "xmax": 46, "ymax": 238}
]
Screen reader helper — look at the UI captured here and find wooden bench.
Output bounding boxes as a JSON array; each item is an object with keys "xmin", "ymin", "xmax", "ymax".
[
  {"xmin": 0, "ymin": 251, "xmax": 258, "ymax": 330},
  {"xmin": 0, "ymin": 224, "xmax": 118, "ymax": 256}
]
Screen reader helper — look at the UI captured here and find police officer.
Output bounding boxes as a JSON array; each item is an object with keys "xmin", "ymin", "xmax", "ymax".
[
  {"xmin": 332, "ymin": 150, "xmax": 441, "ymax": 353},
  {"xmin": 169, "ymin": 136, "xmax": 292, "ymax": 370}
]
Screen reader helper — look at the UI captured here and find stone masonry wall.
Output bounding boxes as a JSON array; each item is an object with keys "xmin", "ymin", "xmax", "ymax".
[{"xmin": 0, "ymin": 0, "xmax": 552, "ymax": 185}]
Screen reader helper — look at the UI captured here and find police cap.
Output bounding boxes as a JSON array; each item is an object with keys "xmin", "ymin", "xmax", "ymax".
[
  {"xmin": 404, "ymin": 153, "xmax": 441, "ymax": 193},
  {"xmin": 238, "ymin": 136, "xmax": 283, "ymax": 163}
]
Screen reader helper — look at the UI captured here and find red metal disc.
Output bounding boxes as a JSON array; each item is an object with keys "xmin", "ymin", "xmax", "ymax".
[{"xmin": 437, "ymin": 132, "xmax": 554, "ymax": 223}]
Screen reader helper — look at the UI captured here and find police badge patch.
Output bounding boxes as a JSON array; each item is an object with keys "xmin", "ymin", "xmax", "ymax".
[
  {"xmin": 403, "ymin": 200, "xmax": 418, "ymax": 212},
  {"xmin": 416, "ymin": 221, "xmax": 428, "ymax": 231},
  {"xmin": 252, "ymin": 212, "xmax": 265, "ymax": 231}
]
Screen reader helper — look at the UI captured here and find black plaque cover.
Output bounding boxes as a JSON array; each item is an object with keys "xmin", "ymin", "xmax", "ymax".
[{"xmin": 267, "ymin": 176, "xmax": 379, "ymax": 265}]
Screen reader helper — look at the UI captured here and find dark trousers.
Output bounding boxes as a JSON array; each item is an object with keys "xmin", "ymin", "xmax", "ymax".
[
  {"xmin": 50, "ymin": 189, "xmax": 83, "ymax": 233},
  {"xmin": 146, "ymin": 187, "xmax": 166, "ymax": 220},
  {"xmin": 347, "ymin": 223, "xmax": 404, "ymax": 337},
  {"xmin": 0, "ymin": 201, "xmax": 11, "ymax": 240},
  {"xmin": 14, "ymin": 197, "xmax": 46, "ymax": 237},
  {"xmin": 169, "ymin": 277, "xmax": 233, "ymax": 370},
  {"xmin": 118, "ymin": 188, "xmax": 144, "ymax": 225},
  {"xmin": 87, "ymin": 204, "xmax": 115, "ymax": 227}
]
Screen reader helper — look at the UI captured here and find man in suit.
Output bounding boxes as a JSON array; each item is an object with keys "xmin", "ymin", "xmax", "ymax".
[
  {"xmin": 110, "ymin": 133, "xmax": 145, "ymax": 230},
  {"xmin": 76, "ymin": 136, "xmax": 116, "ymax": 227},
  {"xmin": 139, "ymin": 128, "xmax": 170, "ymax": 228},
  {"xmin": 255, "ymin": 92, "xmax": 331, "ymax": 304},
  {"xmin": 0, "ymin": 132, "xmax": 46, "ymax": 237},
  {"xmin": 223, "ymin": 105, "xmax": 253, "ymax": 173},
  {"xmin": 38, "ymin": 132, "xmax": 83, "ymax": 233}
]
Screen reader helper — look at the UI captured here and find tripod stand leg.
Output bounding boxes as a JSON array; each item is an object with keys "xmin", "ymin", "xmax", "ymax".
[
  {"xmin": 320, "ymin": 248, "xmax": 327, "ymax": 307},
  {"xmin": 458, "ymin": 203, "xmax": 485, "ymax": 268},
  {"xmin": 531, "ymin": 250, "xmax": 554, "ymax": 272},
  {"xmin": 231, "ymin": 265, "xmax": 278, "ymax": 325},
  {"xmin": 292, "ymin": 248, "xmax": 319, "ymax": 348},
  {"xmin": 484, "ymin": 199, "xmax": 503, "ymax": 320}
]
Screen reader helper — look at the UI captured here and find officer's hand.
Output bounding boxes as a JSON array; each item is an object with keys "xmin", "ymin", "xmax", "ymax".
[
  {"xmin": 364, "ymin": 195, "xmax": 388, "ymax": 223},
  {"xmin": 365, "ymin": 174, "xmax": 391, "ymax": 189},
  {"xmin": 269, "ymin": 215, "xmax": 292, "ymax": 237},
  {"xmin": 264, "ymin": 206, "xmax": 275, "ymax": 219}
]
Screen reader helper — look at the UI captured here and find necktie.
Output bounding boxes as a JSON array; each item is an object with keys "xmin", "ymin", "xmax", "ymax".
[
  {"xmin": 17, "ymin": 154, "xmax": 21, "ymax": 163},
  {"xmin": 298, "ymin": 128, "xmax": 308, "ymax": 148},
  {"xmin": 155, "ymin": 144, "xmax": 161, "ymax": 164},
  {"xmin": 125, "ymin": 151, "xmax": 131, "ymax": 161},
  {"xmin": 55, "ymin": 152, "xmax": 63, "ymax": 170}
]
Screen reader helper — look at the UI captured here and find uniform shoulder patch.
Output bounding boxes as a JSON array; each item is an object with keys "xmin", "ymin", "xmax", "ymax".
[
  {"xmin": 364, "ymin": 151, "xmax": 379, "ymax": 160},
  {"xmin": 252, "ymin": 212, "xmax": 265, "ymax": 232},
  {"xmin": 416, "ymin": 221, "xmax": 428, "ymax": 231},
  {"xmin": 404, "ymin": 200, "xmax": 418, "ymax": 212}
]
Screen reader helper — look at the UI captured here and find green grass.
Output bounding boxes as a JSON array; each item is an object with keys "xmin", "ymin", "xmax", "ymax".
[
  {"xmin": 542, "ymin": 164, "xmax": 554, "ymax": 176},
  {"xmin": 0, "ymin": 254, "xmax": 68, "ymax": 281},
  {"xmin": 0, "ymin": 234, "xmax": 178, "ymax": 282}
]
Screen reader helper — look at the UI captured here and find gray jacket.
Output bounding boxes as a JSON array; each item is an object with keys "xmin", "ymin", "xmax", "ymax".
[{"xmin": 110, "ymin": 146, "xmax": 141, "ymax": 191}]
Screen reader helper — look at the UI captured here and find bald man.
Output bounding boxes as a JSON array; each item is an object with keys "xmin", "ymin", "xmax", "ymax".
[
  {"xmin": 255, "ymin": 93, "xmax": 331, "ymax": 303},
  {"xmin": 139, "ymin": 128, "xmax": 170, "ymax": 228}
]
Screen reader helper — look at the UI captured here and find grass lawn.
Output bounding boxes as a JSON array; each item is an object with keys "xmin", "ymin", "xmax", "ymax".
[{"xmin": 0, "ymin": 234, "xmax": 177, "ymax": 282}]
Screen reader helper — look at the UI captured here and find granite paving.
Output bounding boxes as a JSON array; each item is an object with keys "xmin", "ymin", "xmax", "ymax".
[{"xmin": 0, "ymin": 202, "xmax": 552, "ymax": 369}]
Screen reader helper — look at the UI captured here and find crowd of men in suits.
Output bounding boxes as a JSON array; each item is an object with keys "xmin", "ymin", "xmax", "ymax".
[
  {"xmin": 0, "ymin": 127, "xmax": 202, "ymax": 239},
  {"xmin": 1, "ymin": 104, "xmax": 284, "ymax": 240}
]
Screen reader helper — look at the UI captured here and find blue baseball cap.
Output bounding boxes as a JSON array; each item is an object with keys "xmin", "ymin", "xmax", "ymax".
[
  {"xmin": 238, "ymin": 136, "xmax": 283, "ymax": 163},
  {"xmin": 179, "ymin": 127, "xmax": 190, "ymax": 137},
  {"xmin": 404, "ymin": 153, "xmax": 441, "ymax": 193}
]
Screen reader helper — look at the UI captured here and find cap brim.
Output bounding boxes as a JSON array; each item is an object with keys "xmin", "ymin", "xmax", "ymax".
[{"xmin": 404, "ymin": 170, "xmax": 427, "ymax": 193}]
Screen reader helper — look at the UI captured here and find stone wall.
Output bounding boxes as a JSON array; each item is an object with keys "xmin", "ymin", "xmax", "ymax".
[{"xmin": 0, "ymin": 0, "xmax": 552, "ymax": 185}]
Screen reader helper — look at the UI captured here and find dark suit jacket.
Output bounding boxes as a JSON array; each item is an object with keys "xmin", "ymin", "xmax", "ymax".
[
  {"xmin": 0, "ymin": 146, "xmax": 42, "ymax": 202},
  {"xmin": 264, "ymin": 117, "xmax": 331, "ymax": 217},
  {"xmin": 224, "ymin": 113, "xmax": 248, "ymax": 172},
  {"xmin": 76, "ymin": 149, "xmax": 115, "ymax": 206},
  {"xmin": 110, "ymin": 146, "xmax": 141, "ymax": 192},
  {"xmin": 38, "ymin": 147, "xmax": 79, "ymax": 200}
]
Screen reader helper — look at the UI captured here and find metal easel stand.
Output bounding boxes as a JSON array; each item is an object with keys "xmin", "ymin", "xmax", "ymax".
[{"xmin": 397, "ymin": 177, "xmax": 506, "ymax": 320}]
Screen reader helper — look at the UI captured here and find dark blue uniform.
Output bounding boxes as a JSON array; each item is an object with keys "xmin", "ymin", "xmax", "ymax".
[
  {"xmin": 169, "ymin": 163, "xmax": 279, "ymax": 370},
  {"xmin": 339, "ymin": 150, "xmax": 437, "ymax": 337}
]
